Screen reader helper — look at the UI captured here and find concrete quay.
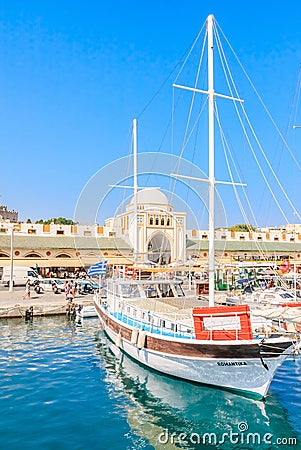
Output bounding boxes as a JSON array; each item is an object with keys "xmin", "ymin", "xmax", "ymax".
[{"xmin": 0, "ymin": 289, "xmax": 95, "ymax": 319}]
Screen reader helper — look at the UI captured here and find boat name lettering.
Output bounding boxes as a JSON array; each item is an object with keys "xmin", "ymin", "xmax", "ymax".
[{"xmin": 217, "ymin": 361, "xmax": 247, "ymax": 366}]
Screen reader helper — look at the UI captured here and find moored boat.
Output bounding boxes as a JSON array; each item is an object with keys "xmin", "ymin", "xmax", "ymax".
[
  {"xmin": 94, "ymin": 14, "xmax": 300, "ymax": 398},
  {"xmin": 94, "ymin": 276, "xmax": 298, "ymax": 398}
]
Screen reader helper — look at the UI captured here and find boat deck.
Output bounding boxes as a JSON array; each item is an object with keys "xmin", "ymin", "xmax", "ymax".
[
  {"xmin": 125, "ymin": 296, "xmax": 208, "ymax": 314},
  {"xmin": 106, "ymin": 296, "xmax": 209, "ymax": 339}
]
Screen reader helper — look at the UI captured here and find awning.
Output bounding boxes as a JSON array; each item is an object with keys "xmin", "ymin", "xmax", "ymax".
[
  {"xmin": 0, "ymin": 258, "xmax": 83, "ymax": 268},
  {"xmin": 0, "ymin": 256, "xmax": 134, "ymax": 268}
]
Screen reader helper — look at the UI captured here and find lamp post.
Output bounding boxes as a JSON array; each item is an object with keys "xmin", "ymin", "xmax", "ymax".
[{"xmin": 9, "ymin": 224, "xmax": 14, "ymax": 292}]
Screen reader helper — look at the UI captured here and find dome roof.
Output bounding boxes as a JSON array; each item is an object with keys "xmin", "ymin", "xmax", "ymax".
[{"xmin": 131, "ymin": 188, "xmax": 169, "ymax": 205}]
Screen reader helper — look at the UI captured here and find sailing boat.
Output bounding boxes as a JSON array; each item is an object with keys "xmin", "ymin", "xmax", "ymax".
[{"xmin": 94, "ymin": 14, "xmax": 300, "ymax": 398}]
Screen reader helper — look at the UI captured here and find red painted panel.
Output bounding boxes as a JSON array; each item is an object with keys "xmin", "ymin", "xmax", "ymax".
[{"xmin": 192, "ymin": 305, "xmax": 252, "ymax": 341}]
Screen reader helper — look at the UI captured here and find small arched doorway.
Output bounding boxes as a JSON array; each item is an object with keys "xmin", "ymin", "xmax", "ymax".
[{"xmin": 147, "ymin": 232, "xmax": 171, "ymax": 265}]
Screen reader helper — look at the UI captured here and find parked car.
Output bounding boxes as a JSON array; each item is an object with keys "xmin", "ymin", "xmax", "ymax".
[
  {"xmin": 77, "ymin": 280, "xmax": 99, "ymax": 295},
  {"xmin": 40, "ymin": 278, "xmax": 66, "ymax": 294}
]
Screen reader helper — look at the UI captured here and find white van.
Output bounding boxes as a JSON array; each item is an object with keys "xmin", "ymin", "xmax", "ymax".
[{"xmin": 2, "ymin": 266, "xmax": 40, "ymax": 287}]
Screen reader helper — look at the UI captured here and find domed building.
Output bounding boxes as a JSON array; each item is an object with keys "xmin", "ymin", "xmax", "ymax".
[{"xmin": 114, "ymin": 188, "xmax": 186, "ymax": 265}]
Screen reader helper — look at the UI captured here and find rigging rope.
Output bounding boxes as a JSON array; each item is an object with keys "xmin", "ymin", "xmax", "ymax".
[
  {"xmin": 214, "ymin": 22, "xmax": 293, "ymax": 223},
  {"xmin": 215, "ymin": 18, "xmax": 301, "ymax": 173}
]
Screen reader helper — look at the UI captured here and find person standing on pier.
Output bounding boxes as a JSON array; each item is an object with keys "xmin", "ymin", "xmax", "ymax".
[{"xmin": 22, "ymin": 279, "xmax": 31, "ymax": 300}]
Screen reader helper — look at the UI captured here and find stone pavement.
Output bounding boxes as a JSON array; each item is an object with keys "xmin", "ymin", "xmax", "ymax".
[{"xmin": 0, "ymin": 289, "xmax": 94, "ymax": 318}]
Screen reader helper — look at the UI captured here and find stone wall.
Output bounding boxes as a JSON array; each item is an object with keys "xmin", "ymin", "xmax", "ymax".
[{"xmin": 0, "ymin": 206, "xmax": 18, "ymax": 222}]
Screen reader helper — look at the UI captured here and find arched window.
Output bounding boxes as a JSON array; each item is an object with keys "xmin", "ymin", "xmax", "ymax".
[
  {"xmin": 25, "ymin": 253, "xmax": 42, "ymax": 258},
  {"xmin": 161, "ymin": 217, "xmax": 165, "ymax": 226},
  {"xmin": 149, "ymin": 216, "xmax": 154, "ymax": 225},
  {"xmin": 155, "ymin": 217, "xmax": 159, "ymax": 226}
]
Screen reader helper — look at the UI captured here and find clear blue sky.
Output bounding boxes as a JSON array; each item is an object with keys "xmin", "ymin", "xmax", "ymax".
[{"xmin": 0, "ymin": 1, "xmax": 301, "ymax": 227}]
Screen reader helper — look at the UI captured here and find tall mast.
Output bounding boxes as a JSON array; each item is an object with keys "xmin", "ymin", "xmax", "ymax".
[
  {"xmin": 171, "ymin": 14, "xmax": 245, "ymax": 300},
  {"xmin": 133, "ymin": 118, "xmax": 138, "ymax": 266},
  {"xmin": 133, "ymin": 118, "xmax": 138, "ymax": 197},
  {"xmin": 207, "ymin": 14, "xmax": 215, "ymax": 307}
]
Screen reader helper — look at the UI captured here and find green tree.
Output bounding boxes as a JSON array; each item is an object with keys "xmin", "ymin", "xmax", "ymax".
[
  {"xmin": 35, "ymin": 217, "xmax": 75, "ymax": 225},
  {"xmin": 228, "ymin": 224, "xmax": 256, "ymax": 232},
  {"xmin": 54, "ymin": 217, "xmax": 75, "ymax": 225}
]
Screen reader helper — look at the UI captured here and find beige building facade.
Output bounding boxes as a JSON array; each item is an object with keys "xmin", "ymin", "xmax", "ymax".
[
  {"xmin": 112, "ymin": 189, "xmax": 186, "ymax": 265},
  {"xmin": 0, "ymin": 189, "xmax": 300, "ymax": 272}
]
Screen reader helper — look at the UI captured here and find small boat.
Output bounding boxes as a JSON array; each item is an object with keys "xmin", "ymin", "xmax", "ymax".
[
  {"xmin": 94, "ymin": 14, "xmax": 300, "ymax": 399},
  {"xmin": 76, "ymin": 304, "xmax": 97, "ymax": 319},
  {"xmin": 226, "ymin": 287, "xmax": 296, "ymax": 306}
]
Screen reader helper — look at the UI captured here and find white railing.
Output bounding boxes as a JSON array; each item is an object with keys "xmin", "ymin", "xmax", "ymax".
[{"xmin": 109, "ymin": 298, "xmax": 194, "ymax": 339}]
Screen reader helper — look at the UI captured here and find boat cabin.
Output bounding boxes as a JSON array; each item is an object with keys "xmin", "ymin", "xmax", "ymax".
[
  {"xmin": 104, "ymin": 279, "xmax": 257, "ymax": 341},
  {"xmin": 105, "ymin": 278, "xmax": 197, "ymax": 337},
  {"xmin": 107, "ymin": 278, "xmax": 185, "ymax": 301}
]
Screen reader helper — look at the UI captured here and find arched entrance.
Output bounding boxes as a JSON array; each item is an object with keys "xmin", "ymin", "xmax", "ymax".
[{"xmin": 147, "ymin": 232, "xmax": 171, "ymax": 265}]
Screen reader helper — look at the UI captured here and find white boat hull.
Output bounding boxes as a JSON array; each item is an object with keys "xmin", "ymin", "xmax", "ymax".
[{"xmin": 96, "ymin": 304, "xmax": 293, "ymax": 399}]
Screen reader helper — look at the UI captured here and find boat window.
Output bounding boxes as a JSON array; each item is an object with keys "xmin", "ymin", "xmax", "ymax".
[
  {"xmin": 120, "ymin": 284, "xmax": 140, "ymax": 298},
  {"xmin": 174, "ymin": 283, "xmax": 185, "ymax": 297},
  {"xmin": 143, "ymin": 284, "xmax": 159, "ymax": 298},
  {"xmin": 108, "ymin": 281, "xmax": 117, "ymax": 295},
  {"xmin": 159, "ymin": 283, "xmax": 174, "ymax": 297},
  {"xmin": 160, "ymin": 319, "xmax": 166, "ymax": 328}
]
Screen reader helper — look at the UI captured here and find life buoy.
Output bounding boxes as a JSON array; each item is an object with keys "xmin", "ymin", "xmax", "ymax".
[
  {"xmin": 280, "ymin": 259, "xmax": 290, "ymax": 274},
  {"xmin": 125, "ymin": 267, "xmax": 137, "ymax": 279}
]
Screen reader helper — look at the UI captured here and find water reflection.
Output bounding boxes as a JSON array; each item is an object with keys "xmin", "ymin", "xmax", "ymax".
[
  {"xmin": 0, "ymin": 317, "xmax": 146, "ymax": 450},
  {"xmin": 95, "ymin": 331, "xmax": 300, "ymax": 450},
  {"xmin": 1, "ymin": 317, "xmax": 300, "ymax": 450}
]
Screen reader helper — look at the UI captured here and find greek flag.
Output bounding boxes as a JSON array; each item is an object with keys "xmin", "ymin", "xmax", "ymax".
[{"xmin": 87, "ymin": 260, "xmax": 108, "ymax": 277}]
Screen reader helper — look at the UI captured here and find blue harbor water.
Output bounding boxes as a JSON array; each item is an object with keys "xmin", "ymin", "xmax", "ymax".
[{"xmin": 1, "ymin": 316, "xmax": 301, "ymax": 450}]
